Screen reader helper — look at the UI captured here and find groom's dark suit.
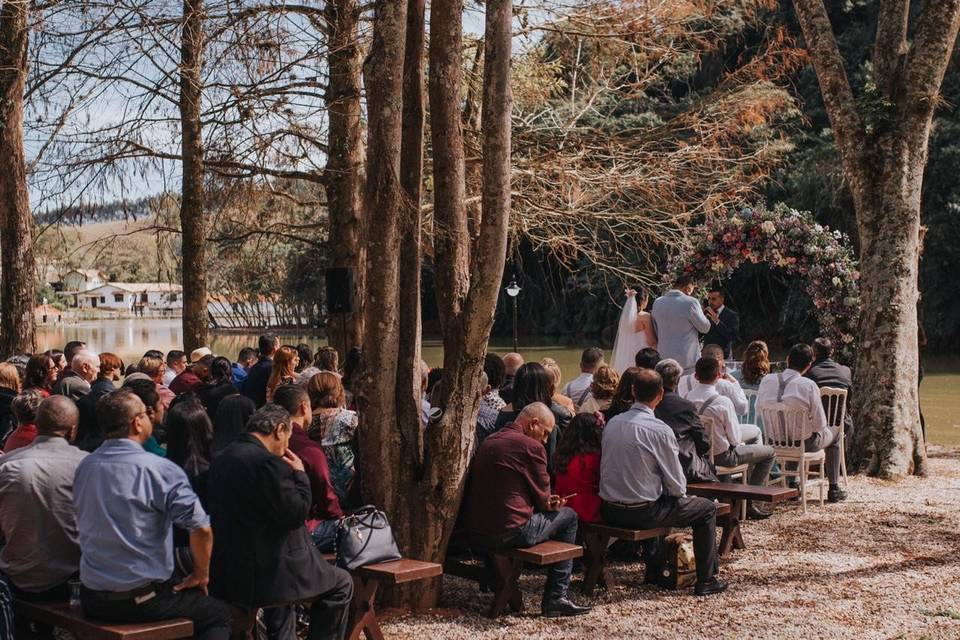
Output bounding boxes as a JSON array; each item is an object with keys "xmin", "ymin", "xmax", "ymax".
[{"xmin": 703, "ymin": 306, "xmax": 740, "ymax": 359}]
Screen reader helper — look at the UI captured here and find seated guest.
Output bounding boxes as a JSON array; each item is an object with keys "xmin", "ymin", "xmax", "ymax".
[
  {"xmin": 171, "ymin": 354, "xmax": 213, "ymax": 396},
  {"xmin": 73, "ymin": 389, "xmax": 231, "ymax": 639},
  {"xmin": 653, "ymin": 359, "xmax": 716, "ymax": 483},
  {"xmin": 306, "ymin": 372, "xmax": 358, "ymax": 506},
  {"xmin": 483, "ymin": 353, "xmax": 507, "ymax": 411},
  {"xmin": 166, "ymin": 393, "xmax": 213, "ymax": 508},
  {"xmin": 686, "ymin": 358, "xmax": 774, "ymax": 515},
  {"xmin": 679, "ymin": 344, "xmax": 748, "ymax": 416},
  {"xmin": 554, "ymin": 413, "xmax": 604, "ymax": 524},
  {"xmin": 599, "ymin": 369, "xmax": 727, "ymax": 596},
  {"xmin": 731, "ymin": 340, "xmax": 769, "ymax": 426},
  {"xmin": 561, "ymin": 348, "xmax": 604, "ymax": 410},
  {"xmin": 198, "ymin": 357, "xmax": 236, "ymax": 421},
  {"xmin": 805, "ymin": 337, "xmax": 853, "ymax": 434},
  {"xmin": 426, "ymin": 367, "xmax": 443, "ymax": 397},
  {"xmin": 22, "ymin": 354, "xmax": 56, "ymax": 397},
  {"xmin": 138, "ymin": 354, "xmax": 175, "ymax": 410},
  {"xmin": 419, "ymin": 361, "xmax": 432, "ymax": 426},
  {"xmin": 93, "ymin": 353, "xmax": 122, "ymax": 396},
  {"xmin": 295, "ymin": 344, "xmax": 313, "ymax": 374},
  {"xmin": 123, "ymin": 378, "xmax": 169, "ymax": 457},
  {"xmin": 634, "ymin": 347, "xmax": 661, "ymax": 370},
  {"xmin": 475, "ymin": 372, "xmax": 500, "ymax": 450},
  {"xmin": 464, "ymin": 403, "xmax": 591, "ymax": 617},
  {"xmin": 266, "ymin": 346, "xmax": 299, "ymax": 403},
  {"xmin": 499, "ymin": 352, "xmax": 524, "ymax": 405},
  {"xmin": 76, "ymin": 354, "xmax": 120, "ymax": 453},
  {"xmin": 0, "ymin": 396, "xmax": 88, "ymax": 638},
  {"xmin": 541, "ymin": 358, "xmax": 576, "ymax": 416},
  {"xmin": 52, "ymin": 351, "xmax": 99, "ymax": 401},
  {"xmin": 231, "ymin": 347, "xmax": 257, "ymax": 390},
  {"xmin": 340, "ymin": 347, "xmax": 362, "ymax": 408},
  {"xmin": 296, "ymin": 346, "xmax": 340, "ymax": 386},
  {"xmin": 245, "ymin": 334, "xmax": 279, "ymax": 407},
  {"xmin": 164, "ymin": 350, "xmax": 188, "ymax": 387},
  {"xmin": 758, "ymin": 344, "xmax": 846, "ymax": 503},
  {"xmin": 208, "ymin": 404, "xmax": 353, "ymax": 639},
  {"xmin": 273, "ymin": 385, "xmax": 343, "ymax": 553},
  {"xmin": 602, "ymin": 366, "xmax": 642, "ymax": 423},
  {"xmin": 46, "ymin": 349, "xmax": 66, "ymax": 378},
  {"xmin": 579, "ymin": 365, "xmax": 619, "ymax": 414},
  {"xmin": 211, "ymin": 394, "xmax": 256, "ymax": 456},
  {"xmin": 56, "ymin": 341, "xmax": 86, "ymax": 382},
  {"xmin": 0, "ymin": 363, "xmax": 22, "ymax": 442},
  {"xmin": 494, "ymin": 363, "xmax": 571, "ymax": 474},
  {"xmin": 4, "ymin": 390, "xmax": 44, "ymax": 453}
]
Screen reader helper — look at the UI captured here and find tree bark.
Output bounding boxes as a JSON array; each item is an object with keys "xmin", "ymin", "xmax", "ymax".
[
  {"xmin": 179, "ymin": 0, "xmax": 208, "ymax": 353},
  {"xmin": 0, "ymin": 0, "xmax": 36, "ymax": 357},
  {"xmin": 324, "ymin": 0, "xmax": 365, "ymax": 354},
  {"xmin": 792, "ymin": 0, "xmax": 960, "ymax": 478}
]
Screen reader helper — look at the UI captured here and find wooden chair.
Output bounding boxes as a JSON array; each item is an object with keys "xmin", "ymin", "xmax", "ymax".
[
  {"xmin": 757, "ymin": 403, "xmax": 827, "ymax": 513},
  {"xmin": 820, "ymin": 387, "xmax": 849, "ymax": 488},
  {"xmin": 700, "ymin": 414, "xmax": 748, "ymax": 519}
]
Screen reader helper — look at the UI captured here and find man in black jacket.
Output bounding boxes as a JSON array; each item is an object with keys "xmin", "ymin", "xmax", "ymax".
[
  {"xmin": 703, "ymin": 288, "xmax": 740, "ymax": 360},
  {"xmin": 208, "ymin": 404, "xmax": 352, "ymax": 640},
  {"xmin": 653, "ymin": 359, "xmax": 717, "ymax": 483},
  {"xmin": 242, "ymin": 334, "xmax": 278, "ymax": 408},
  {"xmin": 805, "ymin": 337, "xmax": 853, "ymax": 434}
]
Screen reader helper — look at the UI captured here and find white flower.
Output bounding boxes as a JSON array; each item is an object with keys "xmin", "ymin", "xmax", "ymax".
[
  {"xmin": 831, "ymin": 276, "xmax": 841, "ymax": 285},
  {"xmin": 761, "ymin": 221, "xmax": 776, "ymax": 234}
]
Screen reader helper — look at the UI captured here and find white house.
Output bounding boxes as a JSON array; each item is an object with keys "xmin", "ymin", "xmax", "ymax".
[
  {"xmin": 78, "ymin": 283, "xmax": 183, "ymax": 312},
  {"xmin": 61, "ymin": 269, "xmax": 107, "ymax": 294}
]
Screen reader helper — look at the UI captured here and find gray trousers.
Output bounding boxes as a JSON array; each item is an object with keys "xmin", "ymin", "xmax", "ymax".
[
  {"xmin": 715, "ymin": 444, "xmax": 775, "ymax": 486},
  {"xmin": 805, "ymin": 426, "xmax": 841, "ymax": 485}
]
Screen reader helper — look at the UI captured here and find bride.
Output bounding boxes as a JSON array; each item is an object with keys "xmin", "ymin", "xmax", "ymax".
[{"xmin": 611, "ymin": 288, "xmax": 657, "ymax": 374}]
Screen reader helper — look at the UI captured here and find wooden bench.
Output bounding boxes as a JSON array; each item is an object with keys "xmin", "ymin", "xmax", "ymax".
[
  {"xmin": 687, "ymin": 482, "xmax": 798, "ymax": 557},
  {"xmin": 579, "ymin": 502, "xmax": 731, "ymax": 595},
  {"xmin": 320, "ymin": 553, "xmax": 442, "ymax": 640},
  {"xmin": 13, "ymin": 600, "xmax": 192, "ymax": 640},
  {"xmin": 445, "ymin": 540, "xmax": 583, "ymax": 618}
]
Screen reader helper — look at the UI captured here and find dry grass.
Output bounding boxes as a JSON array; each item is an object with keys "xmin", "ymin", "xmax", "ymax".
[{"xmin": 382, "ymin": 445, "xmax": 960, "ymax": 639}]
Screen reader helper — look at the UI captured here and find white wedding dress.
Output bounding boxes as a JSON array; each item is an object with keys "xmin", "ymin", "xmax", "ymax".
[{"xmin": 611, "ymin": 294, "xmax": 651, "ymax": 375}]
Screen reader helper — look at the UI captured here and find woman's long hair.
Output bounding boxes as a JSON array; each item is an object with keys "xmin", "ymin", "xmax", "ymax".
[
  {"xmin": 208, "ymin": 356, "xmax": 233, "ymax": 387},
  {"xmin": 266, "ymin": 346, "xmax": 298, "ymax": 401},
  {"xmin": 609, "ymin": 366, "xmax": 642, "ymax": 414},
  {"xmin": 589, "ymin": 365, "xmax": 619, "ymax": 400},
  {"xmin": 212, "ymin": 394, "xmax": 256, "ymax": 455},
  {"xmin": 23, "ymin": 354, "xmax": 54, "ymax": 390},
  {"xmin": 307, "ymin": 371, "xmax": 346, "ymax": 410},
  {"xmin": 166, "ymin": 393, "xmax": 213, "ymax": 476},
  {"xmin": 510, "ymin": 362, "xmax": 553, "ymax": 411},
  {"xmin": 555, "ymin": 413, "xmax": 603, "ymax": 475},
  {"xmin": 741, "ymin": 340, "xmax": 770, "ymax": 385}
]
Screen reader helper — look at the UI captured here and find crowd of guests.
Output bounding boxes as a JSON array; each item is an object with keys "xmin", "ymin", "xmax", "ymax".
[
  {"xmin": 462, "ymin": 334, "xmax": 852, "ymax": 609},
  {"xmin": 0, "ymin": 336, "xmax": 362, "ymax": 640}
]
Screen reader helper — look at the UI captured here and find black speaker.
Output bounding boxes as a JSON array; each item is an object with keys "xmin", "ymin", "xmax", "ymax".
[{"xmin": 325, "ymin": 267, "xmax": 356, "ymax": 314}]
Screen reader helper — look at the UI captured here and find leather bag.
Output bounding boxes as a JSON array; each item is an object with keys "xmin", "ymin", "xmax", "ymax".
[{"xmin": 335, "ymin": 506, "xmax": 402, "ymax": 570}]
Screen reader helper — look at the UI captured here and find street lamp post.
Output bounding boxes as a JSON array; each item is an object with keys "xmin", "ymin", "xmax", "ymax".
[{"xmin": 505, "ymin": 277, "xmax": 521, "ymax": 352}]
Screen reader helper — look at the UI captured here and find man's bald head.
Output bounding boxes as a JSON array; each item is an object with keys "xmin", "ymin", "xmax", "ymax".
[
  {"xmin": 516, "ymin": 401, "xmax": 555, "ymax": 444},
  {"xmin": 36, "ymin": 395, "xmax": 80, "ymax": 438},
  {"xmin": 503, "ymin": 353, "xmax": 524, "ymax": 376}
]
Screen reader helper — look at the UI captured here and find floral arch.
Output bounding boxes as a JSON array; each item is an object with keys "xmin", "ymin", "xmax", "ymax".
[{"xmin": 668, "ymin": 203, "xmax": 860, "ymax": 360}]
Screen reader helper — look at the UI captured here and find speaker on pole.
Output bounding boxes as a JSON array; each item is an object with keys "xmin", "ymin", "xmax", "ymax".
[{"xmin": 325, "ymin": 267, "xmax": 356, "ymax": 314}]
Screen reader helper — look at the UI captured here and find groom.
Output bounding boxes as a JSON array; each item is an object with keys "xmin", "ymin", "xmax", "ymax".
[{"xmin": 651, "ymin": 276, "xmax": 711, "ymax": 373}]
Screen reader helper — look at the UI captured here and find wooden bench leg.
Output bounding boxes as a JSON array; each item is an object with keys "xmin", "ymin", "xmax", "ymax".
[
  {"xmin": 348, "ymin": 576, "xmax": 385, "ymax": 640},
  {"xmin": 229, "ymin": 606, "xmax": 258, "ymax": 640},
  {"xmin": 582, "ymin": 531, "xmax": 613, "ymax": 595},
  {"xmin": 489, "ymin": 555, "xmax": 523, "ymax": 618},
  {"xmin": 718, "ymin": 499, "xmax": 746, "ymax": 558}
]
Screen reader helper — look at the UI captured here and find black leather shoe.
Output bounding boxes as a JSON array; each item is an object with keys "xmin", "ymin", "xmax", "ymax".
[
  {"xmin": 746, "ymin": 502, "xmax": 773, "ymax": 520},
  {"xmin": 828, "ymin": 485, "xmax": 847, "ymax": 503},
  {"xmin": 694, "ymin": 577, "xmax": 729, "ymax": 596},
  {"xmin": 542, "ymin": 597, "xmax": 592, "ymax": 618}
]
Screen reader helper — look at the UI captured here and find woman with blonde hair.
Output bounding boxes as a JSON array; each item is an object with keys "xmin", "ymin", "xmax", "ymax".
[
  {"xmin": 579, "ymin": 365, "xmax": 619, "ymax": 414},
  {"xmin": 266, "ymin": 345, "xmax": 299, "ymax": 402},
  {"xmin": 540, "ymin": 357, "xmax": 576, "ymax": 415},
  {"xmin": 306, "ymin": 371, "xmax": 358, "ymax": 506}
]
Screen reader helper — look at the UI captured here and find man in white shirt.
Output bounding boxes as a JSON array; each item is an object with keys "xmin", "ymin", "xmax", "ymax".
[
  {"xmin": 679, "ymin": 344, "xmax": 749, "ymax": 416},
  {"xmin": 687, "ymin": 358, "xmax": 774, "ymax": 511},
  {"xmin": 561, "ymin": 347, "xmax": 603, "ymax": 410},
  {"xmin": 163, "ymin": 350, "xmax": 187, "ymax": 386},
  {"xmin": 599, "ymin": 369, "xmax": 727, "ymax": 596},
  {"xmin": 757, "ymin": 344, "xmax": 846, "ymax": 503}
]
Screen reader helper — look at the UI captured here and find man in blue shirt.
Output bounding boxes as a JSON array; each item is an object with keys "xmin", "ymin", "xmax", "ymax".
[{"xmin": 73, "ymin": 389, "xmax": 231, "ymax": 639}]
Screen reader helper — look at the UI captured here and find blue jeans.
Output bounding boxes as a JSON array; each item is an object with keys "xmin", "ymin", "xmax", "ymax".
[
  {"xmin": 310, "ymin": 519, "xmax": 339, "ymax": 553},
  {"xmin": 508, "ymin": 508, "xmax": 579, "ymax": 603}
]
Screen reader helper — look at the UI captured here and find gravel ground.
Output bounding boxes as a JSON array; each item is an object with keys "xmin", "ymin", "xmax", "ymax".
[{"xmin": 381, "ymin": 446, "xmax": 960, "ymax": 640}]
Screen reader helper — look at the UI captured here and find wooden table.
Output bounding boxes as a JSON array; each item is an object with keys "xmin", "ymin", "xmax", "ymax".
[{"xmin": 687, "ymin": 482, "xmax": 798, "ymax": 557}]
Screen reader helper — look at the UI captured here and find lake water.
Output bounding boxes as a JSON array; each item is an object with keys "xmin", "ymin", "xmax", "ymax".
[{"xmin": 36, "ymin": 318, "xmax": 960, "ymax": 446}]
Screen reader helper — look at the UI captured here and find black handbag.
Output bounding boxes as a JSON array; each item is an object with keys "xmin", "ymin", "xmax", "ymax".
[{"xmin": 335, "ymin": 505, "xmax": 402, "ymax": 570}]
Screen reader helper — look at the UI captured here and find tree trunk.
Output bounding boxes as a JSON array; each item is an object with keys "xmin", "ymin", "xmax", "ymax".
[
  {"xmin": 792, "ymin": 0, "xmax": 960, "ymax": 478},
  {"xmin": 179, "ymin": 0, "xmax": 208, "ymax": 353},
  {"xmin": 324, "ymin": 0, "xmax": 365, "ymax": 355},
  {"xmin": 0, "ymin": 0, "xmax": 36, "ymax": 357}
]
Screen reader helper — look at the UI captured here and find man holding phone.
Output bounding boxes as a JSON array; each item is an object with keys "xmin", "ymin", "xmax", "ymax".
[{"xmin": 463, "ymin": 403, "xmax": 591, "ymax": 618}]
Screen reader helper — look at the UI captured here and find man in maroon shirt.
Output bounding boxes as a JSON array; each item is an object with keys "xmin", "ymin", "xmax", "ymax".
[
  {"xmin": 169, "ymin": 355, "xmax": 213, "ymax": 395},
  {"xmin": 273, "ymin": 385, "xmax": 343, "ymax": 551},
  {"xmin": 463, "ymin": 402, "xmax": 591, "ymax": 618}
]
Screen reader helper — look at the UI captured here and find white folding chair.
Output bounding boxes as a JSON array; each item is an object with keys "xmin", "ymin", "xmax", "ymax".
[
  {"xmin": 820, "ymin": 387, "xmax": 849, "ymax": 488},
  {"xmin": 757, "ymin": 403, "xmax": 827, "ymax": 513},
  {"xmin": 701, "ymin": 415, "xmax": 748, "ymax": 519}
]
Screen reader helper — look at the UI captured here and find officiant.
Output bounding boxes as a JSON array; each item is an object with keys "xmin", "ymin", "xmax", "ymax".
[{"xmin": 703, "ymin": 287, "xmax": 740, "ymax": 360}]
